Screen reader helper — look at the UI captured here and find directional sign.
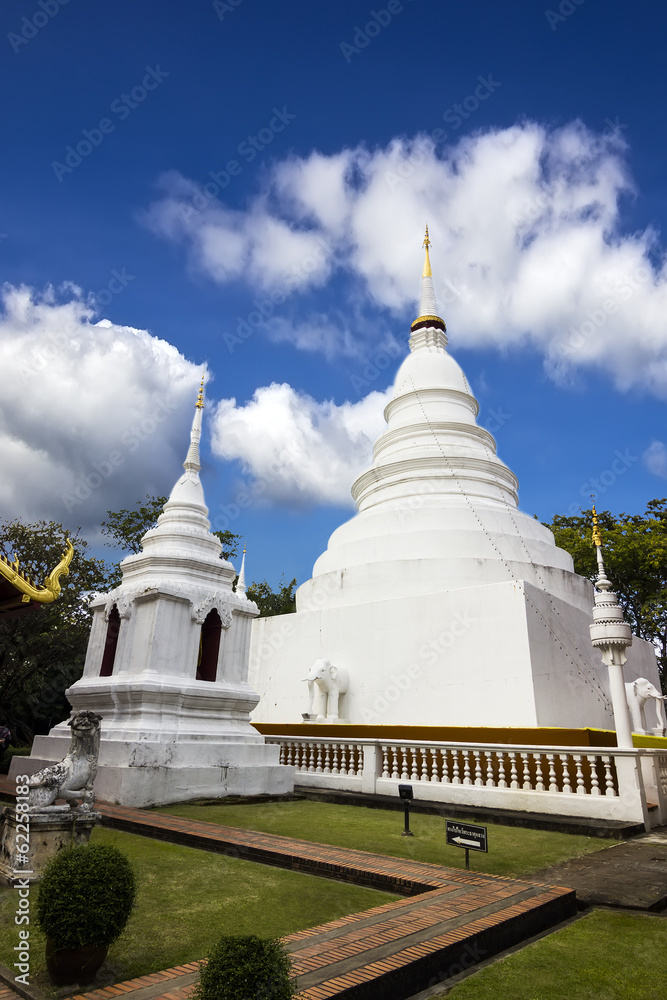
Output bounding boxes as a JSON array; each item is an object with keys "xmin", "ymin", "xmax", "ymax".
[{"xmin": 445, "ymin": 820, "xmax": 488, "ymax": 853}]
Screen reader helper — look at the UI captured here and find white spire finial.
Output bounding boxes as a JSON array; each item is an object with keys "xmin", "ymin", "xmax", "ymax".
[
  {"xmin": 410, "ymin": 225, "xmax": 447, "ymax": 351},
  {"xmin": 183, "ymin": 373, "xmax": 205, "ymax": 474},
  {"xmin": 236, "ymin": 545, "xmax": 247, "ymax": 598},
  {"xmin": 589, "ymin": 498, "xmax": 634, "ymax": 749}
]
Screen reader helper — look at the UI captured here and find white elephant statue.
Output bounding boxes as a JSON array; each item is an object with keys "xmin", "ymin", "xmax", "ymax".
[
  {"xmin": 303, "ymin": 659, "xmax": 349, "ymax": 721},
  {"xmin": 624, "ymin": 677, "xmax": 667, "ymax": 735}
]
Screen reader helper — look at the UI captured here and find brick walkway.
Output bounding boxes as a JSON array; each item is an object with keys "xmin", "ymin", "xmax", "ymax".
[{"xmin": 0, "ymin": 781, "xmax": 576, "ymax": 999}]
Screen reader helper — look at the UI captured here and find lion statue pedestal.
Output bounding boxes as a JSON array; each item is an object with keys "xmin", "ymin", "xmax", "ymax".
[{"xmin": 0, "ymin": 712, "xmax": 102, "ymax": 884}]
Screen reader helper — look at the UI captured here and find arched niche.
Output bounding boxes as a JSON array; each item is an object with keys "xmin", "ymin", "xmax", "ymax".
[
  {"xmin": 196, "ymin": 608, "xmax": 222, "ymax": 682},
  {"xmin": 100, "ymin": 605, "xmax": 121, "ymax": 677}
]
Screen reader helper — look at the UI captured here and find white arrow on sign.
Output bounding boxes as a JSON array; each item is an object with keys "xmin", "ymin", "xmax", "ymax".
[{"xmin": 452, "ymin": 836, "xmax": 480, "ymax": 847}]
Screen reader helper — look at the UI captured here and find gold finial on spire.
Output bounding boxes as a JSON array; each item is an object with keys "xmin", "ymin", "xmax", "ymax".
[
  {"xmin": 591, "ymin": 496, "xmax": 602, "ymax": 548},
  {"xmin": 196, "ymin": 373, "xmax": 205, "ymax": 409},
  {"xmin": 422, "ymin": 223, "xmax": 432, "ymax": 278}
]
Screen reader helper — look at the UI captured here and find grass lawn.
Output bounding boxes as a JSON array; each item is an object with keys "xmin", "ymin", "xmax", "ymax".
[
  {"xmin": 0, "ymin": 826, "xmax": 398, "ymax": 994},
  {"xmin": 436, "ymin": 910, "xmax": 667, "ymax": 1000},
  {"xmin": 153, "ymin": 799, "xmax": 611, "ymax": 878}
]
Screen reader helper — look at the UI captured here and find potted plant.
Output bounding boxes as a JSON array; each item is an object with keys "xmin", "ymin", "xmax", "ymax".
[
  {"xmin": 37, "ymin": 843, "xmax": 136, "ymax": 986},
  {"xmin": 194, "ymin": 935, "xmax": 296, "ymax": 1000}
]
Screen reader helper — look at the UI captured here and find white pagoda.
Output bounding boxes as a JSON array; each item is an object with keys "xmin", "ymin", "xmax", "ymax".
[
  {"xmin": 25, "ymin": 379, "xmax": 293, "ymax": 806},
  {"xmin": 249, "ymin": 229, "xmax": 660, "ymax": 733}
]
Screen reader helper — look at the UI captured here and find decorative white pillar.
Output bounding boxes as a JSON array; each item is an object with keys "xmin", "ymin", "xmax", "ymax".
[{"xmin": 588, "ymin": 507, "xmax": 633, "ymax": 748}]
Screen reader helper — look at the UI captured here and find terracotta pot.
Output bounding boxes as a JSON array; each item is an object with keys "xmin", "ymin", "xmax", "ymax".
[{"xmin": 45, "ymin": 938, "xmax": 108, "ymax": 986}]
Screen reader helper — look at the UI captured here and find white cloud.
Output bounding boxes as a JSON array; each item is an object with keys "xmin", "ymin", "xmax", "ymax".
[
  {"xmin": 144, "ymin": 121, "xmax": 667, "ymax": 394},
  {"xmin": 209, "ymin": 382, "xmax": 391, "ymax": 507},
  {"xmin": 0, "ymin": 284, "xmax": 203, "ymax": 531},
  {"xmin": 643, "ymin": 441, "xmax": 667, "ymax": 479}
]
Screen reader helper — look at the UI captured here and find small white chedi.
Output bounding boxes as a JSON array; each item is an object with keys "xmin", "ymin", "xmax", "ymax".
[
  {"xmin": 250, "ymin": 229, "xmax": 660, "ymax": 730},
  {"xmin": 24, "ymin": 381, "xmax": 293, "ymax": 806}
]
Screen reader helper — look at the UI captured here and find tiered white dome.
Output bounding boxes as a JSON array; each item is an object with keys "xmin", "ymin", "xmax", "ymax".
[{"xmin": 297, "ymin": 232, "xmax": 588, "ymax": 611}]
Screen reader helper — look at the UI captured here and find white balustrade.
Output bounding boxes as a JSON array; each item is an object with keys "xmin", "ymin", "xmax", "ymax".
[{"xmin": 265, "ymin": 736, "xmax": 667, "ymax": 828}]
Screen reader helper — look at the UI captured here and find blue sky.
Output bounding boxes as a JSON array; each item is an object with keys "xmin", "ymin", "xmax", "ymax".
[{"xmin": 1, "ymin": 0, "xmax": 666, "ymax": 587}]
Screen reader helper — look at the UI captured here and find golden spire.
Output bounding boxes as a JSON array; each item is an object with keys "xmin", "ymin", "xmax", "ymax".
[
  {"xmin": 422, "ymin": 224, "xmax": 432, "ymax": 278},
  {"xmin": 591, "ymin": 497, "xmax": 602, "ymax": 548},
  {"xmin": 196, "ymin": 373, "xmax": 205, "ymax": 409}
]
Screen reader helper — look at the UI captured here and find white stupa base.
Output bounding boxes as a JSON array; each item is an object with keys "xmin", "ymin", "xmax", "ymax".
[
  {"xmin": 21, "ymin": 732, "xmax": 293, "ymax": 808},
  {"xmin": 250, "ymin": 578, "xmax": 661, "ymax": 731}
]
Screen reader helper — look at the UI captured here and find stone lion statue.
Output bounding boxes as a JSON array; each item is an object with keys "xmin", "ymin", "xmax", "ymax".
[{"xmin": 27, "ymin": 711, "xmax": 103, "ymax": 813}]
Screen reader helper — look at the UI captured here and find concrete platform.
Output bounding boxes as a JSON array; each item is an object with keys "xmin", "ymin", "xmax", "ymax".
[{"xmin": 532, "ymin": 827, "xmax": 667, "ymax": 912}]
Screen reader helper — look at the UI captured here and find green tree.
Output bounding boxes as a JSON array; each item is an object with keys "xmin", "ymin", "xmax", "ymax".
[
  {"xmin": 247, "ymin": 576, "xmax": 297, "ymax": 617},
  {"xmin": 0, "ymin": 519, "xmax": 110, "ymax": 743},
  {"xmin": 100, "ymin": 494, "xmax": 167, "ymax": 555},
  {"xmin": 546, "ymin": 498, "xmax": 667, "ymax": 690}
]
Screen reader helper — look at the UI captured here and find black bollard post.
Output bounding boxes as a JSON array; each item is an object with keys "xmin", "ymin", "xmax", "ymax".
[{"xmin": 398, "ymin": 784, "xmax": 414, "ymax": 837}]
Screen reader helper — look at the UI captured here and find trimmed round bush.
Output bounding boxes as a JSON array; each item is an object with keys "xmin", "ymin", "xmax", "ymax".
[
  {"xmin": 194, "ymin": 935, "xmax": 296, "ymax": 1000},
  {"xmin": 37, "ymin": 844, "xmax": 136, "ymax": 949}
]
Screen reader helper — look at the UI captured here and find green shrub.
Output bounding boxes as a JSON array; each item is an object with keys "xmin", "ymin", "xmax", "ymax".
[
  {"xmin": 194, "ymin": 935, "xmax": 296, "ymax": 1000},
  {"xmin": 0, "ymin": 746, "xmax": 31, "ymax": 775},
  {"xmin": 37, "ymin": 844, "xmax": 136, "ymax": 949}
]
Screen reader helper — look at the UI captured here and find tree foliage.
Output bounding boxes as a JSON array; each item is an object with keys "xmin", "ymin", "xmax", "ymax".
[
  {"xmin": 247, "ymin": 576, "xmax": 297, "ymax": 617},
  {"xmin": 0, "ymin": 519, "xmax": 110, "ymax": 742},
  {"xmin": 100, "ymin": 494, "xmax": 167, "ymax": 555},
  {"xmin": 546, "ymin": 498, "xmax": 667, "ymax": 689}
]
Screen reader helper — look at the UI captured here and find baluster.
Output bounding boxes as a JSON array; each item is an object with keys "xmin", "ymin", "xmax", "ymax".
[
  {"xmin": 331, "ymin": 743, "xmax": 339, "ymax": 775},
  {"xmin": 534, "ymin": 753, "xmax": 545, "ymax": 792},
  {"xmin": 496, "ymin": 752, "xmax": 508, "ymax": 789},
  {"xmin": 462, "ymin": 750, "xmax": 472, "ymax": 785},
  {"xmin": 451, "ymin": 750, "xmax": 461, "ymax": 785},
  {"xmin": 315, "ymin": 744, "xmax": 323, "ymax": 774},
  {"xmin": 323, "ymin": 743, "xmax": 331, "ymax": 774},
  {"xmin": 547, "ymin": 753, "xmax": 558, "ymax": 792},
  {"xmin": 520, "ymin": 752, "xmax": 532, "ymax": 791},
  {"xmin": 307, "ymin": 742, "xmax": 316, "ymax": 773},
  {"xmin": 438, "ymin": 749, "xmax": 448, "ymax": 783},
  {"xmin": 587, "ymin": 754, "xmax": 600, "ymax": 795},
  {"xmin": 400, "ymin": 745, "xmax": 409, "ymax": 781},
  {"xmin": 602, "ymin": 756, "xmax": 616, "ymax": 796},
  {"xmin": 484, "ymin": 751, "xmax": 496, "ymax": 787},
  {"xmin": 421, "ymin": 750, "xmax": 430, "ymax": 783},
  {"xmin": 339, "ymin": 744, "xmax": 348, "ymax": 775},
  {"xmin": 410, "ymin": 748, "xmax": 419, "ymax": 782},
  {"xmin": 574, "ymin": 754, "xmax": 586, "ymax": 794},
  {"xmin": 381, "ymin": 744, "xmax": 390, "ymax": 779},
  {"xmin": 390, "ymin": 746, "xmax": 399, "ymax": 780},
  {"xmin": 559, "ymin": 754, "xmax": 572, "ymax": 793},
  {"xmin": 473, "ymin": 750, "xmax": 483, "ymax": 786},
  {"xmin": 508, "ymin": 752, "xmax": 519, "ymax": 790},
  {"xmin": 349, "ymin": 744, "xmax": 359, "ymax": 777},
  {"xmin": 430, "ymin": 749, "xmax": 441, "ymax": 782}
]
